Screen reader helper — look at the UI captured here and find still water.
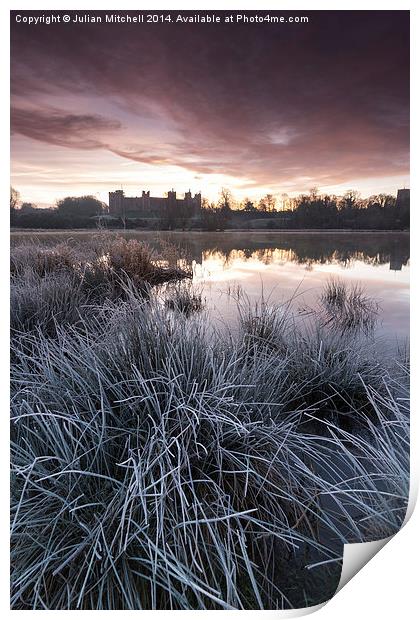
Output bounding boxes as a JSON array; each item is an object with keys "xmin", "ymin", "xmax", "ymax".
[
  {"xmin": 12, "ymin": 230, "xmax": 410, "ymax": 341},
  {"xmin": 154, "ymin": 231, "xmax": 409, "ymax": 342},
  {"xmin": 189, "ymin": 232, "xmax": 409, "ymax": 341}
]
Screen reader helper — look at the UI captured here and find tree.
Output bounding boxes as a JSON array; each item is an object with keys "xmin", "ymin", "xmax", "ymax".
[
  {"xmin": 20, "ymin": 202, "xmax": 37, "ymax": 213},
  {"xmin": 339, "ymin": 190, "xmax": 361, "ymax": 211},
  {"xmin": 200, "ymin": 202, "xmax": 228, "ymax": 231},
  {"xmin": 10, "ymin": 187, "xmax": 20, "ymax": 211},
  {"xmin": 287, "ymin": 197, "xmax": 298, "ymax": 212},
  {"xmin": 309, "ymin": 187, "xmax": 319, "ymax": 201},
  {"xmin": 56, "ymin": 195, "xmax": 105, "ymax": 218},
  {"xmin": 280, "ymin": 193, "xmax": 289, "ymax": 211},
  {"xmin": 257, "ymin": 198, "xmax": 267, "ymax": 212},
  {"xmin": 258, "ymin": 194, "xmax": 277, "ymax": 212},
  {"xmin": 376, "ymin": 194, "xmax": 396, "ymax": 209},
  {"xmin": 241, "ymin": 198, "xmax": 256, "ymax": 212},
  {"xmin": 218, "ymin": 188, "xmax": 234, "ymax": 215}
]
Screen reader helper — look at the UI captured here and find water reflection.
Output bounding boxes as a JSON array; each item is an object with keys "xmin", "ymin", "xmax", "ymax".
[
  {"xmin": 167, "ymin": 232, "xmax": 410, "ymax": 272},
  {"xmin": 11, "ymin": 230, "xmax": 409, "ymax": 339},
  {"xmin": 199, "ymin": 246, "xmax": 409, "ymax": 271},
  {"xmin": 12, "ymin": 230, "xmax": 409, "ymax": 271},
  {"xmin": 154, "ymin": 232, "xmax": 409, "ymax": 341}
]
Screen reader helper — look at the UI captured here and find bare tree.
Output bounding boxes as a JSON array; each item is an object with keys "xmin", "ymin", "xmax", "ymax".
[
  {"xmin": 10, "ymin": 187, "xmax": 20, "ymax": 211},
  {"xmin": 258, "ymin": 194, "xmax": 277, "ymax": 212},
  {"xmin": 339, "ymin": 190, "xmax": 362, "ymax": 211},
  {"xmin": 218, "ymin": 188, "xmax": 234, "ymax": 214},
  {"xmin": 377, "ymin": 193, "xmax": 396, "ymax": 209},
  {"xmin": 242, "ymin": 198, "xmax": 256, "ymax": 212},
  {"xmin": 309, "ymin": 187, "xmax": 319, "ymax": 200},
  {"xmin": 280, "ymin": 193, "xmax": 289, "ymax": 211}
]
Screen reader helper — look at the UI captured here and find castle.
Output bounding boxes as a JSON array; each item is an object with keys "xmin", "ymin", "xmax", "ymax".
[
  {"xmin": 396, "ymin": 188, "xmax": 410, "ymax": 208},
  {"xmin": 108, "ymin": 189, "xmax": 202, "ymax": 219}
]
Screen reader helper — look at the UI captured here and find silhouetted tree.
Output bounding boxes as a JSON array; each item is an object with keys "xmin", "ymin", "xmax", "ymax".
[
  {"xmin": 10, "ymin": 187, "xmax": 20, "ymax": 210},
  {"xmin": 309, "ymin": 187, "xmax": 319, "ymax": 200},
  {"xmin": 258, "ymin": 194, "xmax": 277, "ymax": 212},
  {"xmin": 20, "ymin": 202, "xmax": 37, "ymax": 213},
  {"xmin": 56, "ymin": 195, "xmax": 105, "ymax": 218},
  {"xmin": 200, "ymin": 202, "xmax": 228, "ymax": 231},
  {"xmin": 280, "ymin": 193, "xmax": 290, "ymax": 211},
  {"xmin": 242, "ymin": 198, "xmax": 256, "ymax": 212},
  {"xmin": 11, "ymin": 187, "xmax": 408, "ymax": 232},
  {"xmin": 338, "ymin": 190, "xmax": 362, "ymax": 211},
  {"xmin": 218, "ymin": 188, "xmax": 234, "ymax": 216},
  {"xmin": 10, "ymin": 187, "xmax": 21, "ymax": 225},
  {"xmin": 368, "ymin": 194, "xmax": 396, "ymax": 209}
]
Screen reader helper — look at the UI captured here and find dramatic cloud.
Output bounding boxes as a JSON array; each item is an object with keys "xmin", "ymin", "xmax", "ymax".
[
  {"xmin": 11, "ymin": 108, "xmax": 121, "ymax": 149},
  {"xmin": 11, "ymin": 10, "xmax": 409, "ymax": 202}
]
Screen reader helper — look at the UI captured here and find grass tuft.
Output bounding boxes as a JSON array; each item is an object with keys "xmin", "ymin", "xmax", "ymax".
[
  {"xmin": 10, "ymin": 243, "xmax": 409, "ymax": 610},
  {"xmin": 319, "ymin": 278, "xmax": 379, "ymax": 334},
  {"xmin": 164, "ymin": 282, "xmax": 204, "ymax": 316}
]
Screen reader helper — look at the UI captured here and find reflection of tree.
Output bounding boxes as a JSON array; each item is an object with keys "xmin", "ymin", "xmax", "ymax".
[{"xmin": 147, "ymin": 232, "xmax": 410, "ymax": 272}]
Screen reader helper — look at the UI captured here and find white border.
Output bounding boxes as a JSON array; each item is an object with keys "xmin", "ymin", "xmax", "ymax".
[{"xmin": 2, "ymin": 2, "xmax": 417, "ymax": 618}]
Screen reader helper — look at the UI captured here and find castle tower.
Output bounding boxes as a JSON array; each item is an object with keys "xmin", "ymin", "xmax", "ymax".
[
  {"xmin": 109, "ymin": 189, "xmax": 124, "ymax": 216},
  {"xmin": 141, "ymin": 190, "xmax": 151, "ymax": 214},
  {"xmin": 396, "ymin": 189, "xmax": 410, "ymax": 208},
  {"xmin": 193, "ymin": 192, "xmax": 202, "ymax": 213}
]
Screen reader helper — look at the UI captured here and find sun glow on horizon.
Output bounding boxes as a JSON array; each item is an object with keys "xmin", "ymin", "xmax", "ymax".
[
  {"xmin": 11, "ymin": 143, "xmax": 409, "ymax": 208},
  {"xmin": 11, "ymin": 12, "xmax": 409, "ymax": 208}
]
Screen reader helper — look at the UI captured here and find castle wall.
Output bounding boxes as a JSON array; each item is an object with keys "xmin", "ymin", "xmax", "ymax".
[{"xmin": 108, "ymin": 189, "xmax": 202, "ymax": 218}]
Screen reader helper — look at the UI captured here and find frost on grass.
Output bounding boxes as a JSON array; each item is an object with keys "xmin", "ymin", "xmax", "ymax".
[
  {"xmin": 10, "ymin": 248, "xmax": 409, "ymax": 610},
  {"xmin": 319, "ymin": 278, "xmax": 380, "ymax": 334}
]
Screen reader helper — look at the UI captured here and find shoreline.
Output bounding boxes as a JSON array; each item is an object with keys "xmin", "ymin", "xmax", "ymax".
[{"xmin": 10, "ymin": 228, "xmax": 410, "ymax": 235}]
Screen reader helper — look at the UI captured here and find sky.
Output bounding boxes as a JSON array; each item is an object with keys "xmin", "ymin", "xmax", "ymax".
[{"xmin": 11, "ymin": 10, "xmax": 409, "ymax": 207}]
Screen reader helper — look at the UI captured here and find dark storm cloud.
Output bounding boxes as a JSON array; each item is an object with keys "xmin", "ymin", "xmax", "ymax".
[
  {"xmin": 11, "ymin": 108, "xmax": 121, "ymax": 149},
  {"xmin": 10, "ymin": 10, "xmax": 409, "ymax": 189}
]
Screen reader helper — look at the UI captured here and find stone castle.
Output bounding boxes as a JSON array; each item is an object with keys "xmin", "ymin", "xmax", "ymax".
[
  {"xmin": 108, "ymin": 189, "xmax": 202, "ymax": 218},
  {"xmin": 396, "ymin": 188, "xmax": 410, "ymax": 208}
]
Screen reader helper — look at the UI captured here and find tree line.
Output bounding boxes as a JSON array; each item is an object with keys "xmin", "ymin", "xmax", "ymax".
[
  {"xmin": 10, "ymin": 186, "xmax": 409, "ymax": 231},
  {"xmin": 10, "ymin": 191, "xmax": 107, "ymax": 229},
  {"xmin": 199, "ymin": 187, "xmax": 409, "ymax": 230}
]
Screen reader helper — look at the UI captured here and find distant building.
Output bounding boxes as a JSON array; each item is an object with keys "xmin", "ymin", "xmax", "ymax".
[
  {"xmin": 108, "ymin": 189, "xmax": 202, "ymax": 219},
  {"xmin": 396, "ymin": 188, "xmax": 410, "ymax": 208}
]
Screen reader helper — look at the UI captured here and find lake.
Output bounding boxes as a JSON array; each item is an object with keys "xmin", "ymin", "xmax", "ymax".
[{"xmin": 11, "ymin": 230, "xmax": 410, "ymax": 342}]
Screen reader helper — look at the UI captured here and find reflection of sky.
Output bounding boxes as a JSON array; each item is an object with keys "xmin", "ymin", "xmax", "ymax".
[
  {"xmin": 193, "ymin": 252, "xmax": 409, "ymax": 342},
  {"xmin": 11, "ymin": 230, "xmax": 408, "ymax": 343}
]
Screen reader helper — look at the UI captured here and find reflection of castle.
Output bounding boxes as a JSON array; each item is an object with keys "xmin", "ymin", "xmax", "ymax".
[
  {"xmin": 389, "ymin": 244, "xmax": 409, "ymax": 271},
  {"xmin": 109, "ymin": 189, "xmax": 202, "ymax": 218}
]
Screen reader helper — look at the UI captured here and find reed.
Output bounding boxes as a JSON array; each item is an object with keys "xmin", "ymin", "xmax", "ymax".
[{"xmin": 10, "ymin": 242, "xmax": 409, "ymax": 609}]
